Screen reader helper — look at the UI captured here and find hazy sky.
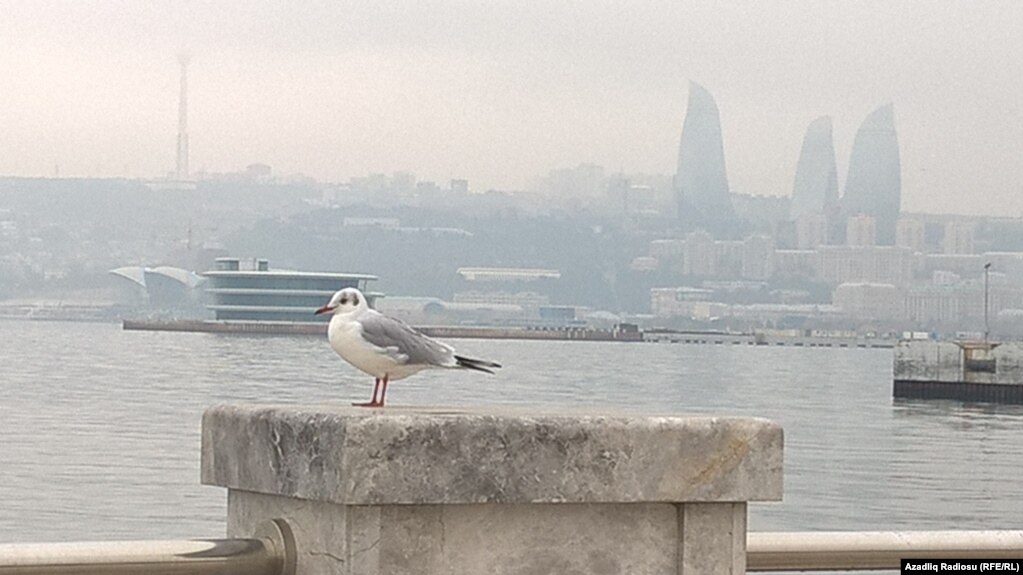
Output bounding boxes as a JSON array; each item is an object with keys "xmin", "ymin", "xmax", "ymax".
[{"xmin": 2, "ymin": 2, "xmax": 1021, "ymax": 215}]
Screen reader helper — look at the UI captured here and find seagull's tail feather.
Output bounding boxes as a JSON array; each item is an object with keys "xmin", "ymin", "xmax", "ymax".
[{"xmin": 454, "ymin": 355, "xmax": 502, "ymax": 375}]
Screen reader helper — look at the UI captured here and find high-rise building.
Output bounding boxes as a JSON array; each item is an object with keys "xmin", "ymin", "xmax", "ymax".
[
  {"xmin": 682, "ymin": 230, "xmax": 718, "ymax": 276},
  {"xmin": 674, "ymin": 82, "xmax": 734, "ymax": 234},
  {"xmin": 833, "ymin": 282, "xmax": 903, "ymax": 320},
  {"xmin": 842, "ymin": 104, "xmax": 901, "ymax": 244},
  {"xmin": 896, "ymin": 218, "xmax": 925, "ymax": 252},
  {"xmin": 791, "ymin": 116, "xmax": 839, "ymax": 220},
  {"xmin": 943, "ymin": 221, "xmax": 975, "ymax": 255},
  {"xmin": 741, "ymin": 235, "xmax": 774, "ymax": 280},
  {"xmin": 817, "ymin": 246, "xmax": 913, "ymax": 286},
  {"xmin": 846, "ymin": 214, "xmax": 877, "ymax": 247},
  {"xmin": 795, "ymin": 212, "xmax": 829, "ymax": 250}
]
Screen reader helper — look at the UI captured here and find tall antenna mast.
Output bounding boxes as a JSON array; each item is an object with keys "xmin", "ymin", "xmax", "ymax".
[{"xmin": 176, "ymin": 52, "xmax": 191, "ymax": 180}]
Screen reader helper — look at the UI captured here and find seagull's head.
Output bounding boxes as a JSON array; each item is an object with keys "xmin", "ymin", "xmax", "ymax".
[{"xmin": 315, "ymin": 287, "xmax": 367, "ymax": 316}]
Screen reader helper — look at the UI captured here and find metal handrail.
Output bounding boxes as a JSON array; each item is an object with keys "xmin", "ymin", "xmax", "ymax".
[
  {"xmin": 748, "ymin": 530, "xmax": 1023, "ymax": 571},
  {"xmin": 5, "ymin": 526, "xmax": 1023, "ymax": 573},
  {"xmin": 0, "ymin": 519, "xmax": 295, "ymax": 575}
]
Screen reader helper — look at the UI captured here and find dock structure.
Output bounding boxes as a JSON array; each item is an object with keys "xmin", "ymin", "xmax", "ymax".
[
  {"xmin": 643, "ymin": 331, "xmax": 894, "ymax": 348},
  {"xmin": 202, "ymin": 405, "xmax": 783, "ymax": 575},
  {"xmin": 122, "ymin": 320, "xmax": 644, "ymax": 341},
  {"xmin": 894, "ymin": 340, "xmax": 1023, "ymax": 404},
  {"xmin": 122, "ymin": 319, "xmax": 897, "ymax": 347}
]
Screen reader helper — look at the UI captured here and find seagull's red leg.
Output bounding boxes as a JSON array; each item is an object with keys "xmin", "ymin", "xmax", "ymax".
[
  {"xmin": 353, "ymin": 377, "xmax": 382, "ymax": 407},
  {"xmin": 378, "ymin": 375, "xmax": 390, "ymax": 406}
]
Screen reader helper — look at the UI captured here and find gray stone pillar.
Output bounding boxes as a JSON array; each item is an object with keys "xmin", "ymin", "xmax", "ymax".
[{"xmin": 202, "ymin": 405, "xmax": 782, "ymax": 575}]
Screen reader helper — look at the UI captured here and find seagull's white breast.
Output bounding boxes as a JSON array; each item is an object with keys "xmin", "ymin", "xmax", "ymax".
[{"xmin": 327, "ymin": 313, "xmax": 426, "ymax": 380}]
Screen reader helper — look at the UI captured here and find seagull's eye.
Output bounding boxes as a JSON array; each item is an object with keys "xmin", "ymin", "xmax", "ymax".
[{"xmin": 340, "ymin": 298, "xmax": 348, "ymax": 305}]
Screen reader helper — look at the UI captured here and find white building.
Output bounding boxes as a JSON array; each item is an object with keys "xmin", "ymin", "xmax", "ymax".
[
  {"xmin": 943, "ymin": 221, "xmax": 975, "ymax": 255},
  {"xmin": 833, "ymin": 282, "xmax": 902, "ymax": 320},
  {"xmin": 817, "ymin": 246, "xmax": 913, "ymax": 286},
  {"xmin": 846, "ymin": 214, "xmax": 877, "ymax": 247},
  {"xmin": 896, "ymin": 218, "xmax": 925, "ymax": 252}
]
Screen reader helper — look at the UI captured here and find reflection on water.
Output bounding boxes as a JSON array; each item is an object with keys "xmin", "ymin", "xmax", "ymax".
[{"xmin": 3, "ymin": 320, "xmax": 1023, "ymax": 547}]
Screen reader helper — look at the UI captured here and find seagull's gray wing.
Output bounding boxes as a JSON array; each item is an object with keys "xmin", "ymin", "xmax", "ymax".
[{"xmin": 358, "ymin": 311, "xmax": 455, "ymax": 367}]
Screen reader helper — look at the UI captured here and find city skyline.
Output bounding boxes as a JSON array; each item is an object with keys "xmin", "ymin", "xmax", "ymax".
[{"xmin": 2, "ymin": 2, "xmax": 1023, "ymax": 216}]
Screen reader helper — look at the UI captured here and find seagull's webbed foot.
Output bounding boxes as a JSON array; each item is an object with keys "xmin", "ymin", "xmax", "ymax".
[{"xmin": 352, "ymin": 377, "xmax": 387, "ymax": 408}]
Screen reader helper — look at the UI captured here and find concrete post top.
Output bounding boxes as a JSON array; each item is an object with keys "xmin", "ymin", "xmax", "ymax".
[{"xmin": 201, "ymin": 404, "xmax": 782, "ymax": 505}]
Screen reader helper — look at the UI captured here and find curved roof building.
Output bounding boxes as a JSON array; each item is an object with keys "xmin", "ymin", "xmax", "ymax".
[
  {"xmin": 108, "ymin": 265, "xmax": 203, "ymax": 310},
  {"xmin": 675, "ymin": 82, "xmax": 734, "ymax": 234},
  {"xmin": 842, "ymin": 104, "xmax": 901, "ymax": 244},
  {"xmin": 203, "ymin": 258, "xmax": 377, "ymax": 322},
  {"xmin": 791, "ymin": 116, "xmax": 839, "ymax": 220}
]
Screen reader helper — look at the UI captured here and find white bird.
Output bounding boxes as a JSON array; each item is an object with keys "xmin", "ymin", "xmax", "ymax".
[{"xmin": 315, "ymin": 287, "xmax": 502, "ymax": 407}]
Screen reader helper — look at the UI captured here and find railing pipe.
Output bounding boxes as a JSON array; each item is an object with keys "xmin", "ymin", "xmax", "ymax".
[
  {"xmin": 0, "ymin": 519, "xmax": 295, "ymax": 575},
  {"xmin": 748, "ymin": 530, "xmax": 1023, "ymax": 571},
  {"xmin": 6, "ymin": 527, "xmax": 1023, "ymax": 573}
]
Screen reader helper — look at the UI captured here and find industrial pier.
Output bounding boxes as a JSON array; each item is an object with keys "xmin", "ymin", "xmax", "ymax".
[{"xmin": 894, "ymin": 340, "xmax": 1023, "ymax": 404}]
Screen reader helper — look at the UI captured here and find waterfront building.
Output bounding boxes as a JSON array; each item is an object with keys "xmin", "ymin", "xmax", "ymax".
[
  {"xmin": 791, "ymin": 116, "xmax": 839, "ymax": 220},
  {"xmin": 833, "ymin": 282, "xmax": 903, "ymax": 320},
  {"xmin": 649, "ymin": 239, "xmax": 687, "ymax": 269},
  {"xmin": 773, "ymin": 250, "xmax": 818, "ymax": 279},
  {"xmin": 109, "ymin": 265, "xmax": 204, "ymax": 314},
  {"xmin": 203, "ymin": 258, "xmax": 377, "ymax": 322},
  {"xmin": 742, "ymin": 235, "xmax": 775, "ymax": 280},
  {"xmin": 896, "ymin": 218, "xmax": 925, "ymax": 252},
  {"xmin": 674, "ymin": 82, "xmax": 734, "ymax": 234},
  {"xmin": 650, "ymin": 286, "xmax": 717, "ymax": 319},
  {"xmin": 731, "ymin": 193, "xmax": 791, "ymax": 233},
  {"xmin": 680, "ymin": 232, "xmax": 744, "ymax": 278},
  {"xmin": 984, "ymin": 252, "xmax": 1023, "ymax": 283},
  {"xmin": 903, "ymin": 272, "xmax": 1018, "ymax": 326},
  {"xmin": 816, "ymin": 246, "xmax": 913, "ymax": 286},
  {"xmin": 943, "ymin": 221, "xmax": 976, "ymax": 255},
  {"xmin": 919, "ymin": 254, "xmax": 986, "ymax": 279},
  {"xmin": 456, "ymin": 267, "xmax": 561, "ymax": 282},
  {"xmin": 629, "ymin": 256, "xmax": 659, "ymax": 272},
  {"xmin": 846, "ymin": 214, "xmax": 877, "ymax": 247},
  {"xmin": 795, "ymin": 212, "xmax": 829, "ymax": 250},
  {"xmin": 452, "ymin": 291, "xmax": 550, "ymax": 308},
  {"xmin": 682, "ymin": 231, "xmax": 717, "ymax": 276},
  {"xmin": 842, "ymin": 104, "xmax": 902, "ymax": 244}
]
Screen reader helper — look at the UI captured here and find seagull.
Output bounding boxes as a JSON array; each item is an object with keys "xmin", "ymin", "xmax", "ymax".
[{"xmin": 314, "ymin": 287, "xmax": 502, "ymax": 407}]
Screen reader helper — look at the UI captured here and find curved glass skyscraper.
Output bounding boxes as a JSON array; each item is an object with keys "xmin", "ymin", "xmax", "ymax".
[
  {"xmin": 842, "ymin": 104, "xmax": 901, "ymax": 244},
  {"xmin": 675, "ymin": 82, "xmax": 734, "ymax": 235},
  {"xmin": 791, "ymin": 116, "xmax": 839, "ymax": 220}
]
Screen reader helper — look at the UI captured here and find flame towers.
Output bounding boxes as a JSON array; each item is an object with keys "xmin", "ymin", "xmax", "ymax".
[
  {"xmin": 791, "ymin": 116, "xmax": 839, "ymax": 220},
  {"xmin": 674, "ymin": 82, "xmax": 734, "ymax": 235},
  {"xmin": 842, "ymin": 104, "xmax": 901, "ymax": 244}
]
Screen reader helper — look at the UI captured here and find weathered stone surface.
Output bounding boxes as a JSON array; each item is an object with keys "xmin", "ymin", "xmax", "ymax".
[
  {"xmin": 679, "ymin": 503, "xmax": 747, "ymax": 574},
  {"xmin": 202, "ymin": 404, "xmax": 782, "ymax": 505},
  {"xmin": 228, "ymin": 490, "xmax": 683, "ymax": 575}
]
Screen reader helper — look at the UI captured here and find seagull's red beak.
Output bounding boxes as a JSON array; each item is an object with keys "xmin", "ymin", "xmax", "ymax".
[{"xmin": 314, "ymin": 305, "xmax": 332, "ymax": 315}]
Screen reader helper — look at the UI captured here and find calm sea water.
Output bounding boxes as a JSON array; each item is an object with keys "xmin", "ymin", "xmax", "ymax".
[{"xmin": 3, "ymin": 319, "xmax": 1023, "ymax": 545}]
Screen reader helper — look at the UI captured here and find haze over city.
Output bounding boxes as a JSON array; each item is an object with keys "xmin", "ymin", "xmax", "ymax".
[
  {"xmin": 10, "ymin": 3, "xmax": 1023, "ymax": 558},
  {"xmin": 3, "ymin": 1, "xmax": 1022, "ymax": 215}
]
